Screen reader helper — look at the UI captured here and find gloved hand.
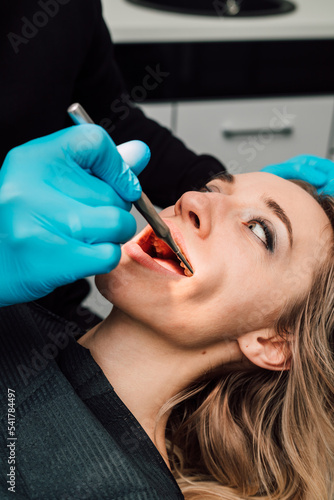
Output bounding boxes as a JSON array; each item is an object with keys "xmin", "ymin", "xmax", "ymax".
[
  {"xmin": 261, "ymin": 155, "xmax": 334, "ymax": 195},
  {"xmin": 0, "ymin": 125, "xmax": 150, "ymax": 306}
]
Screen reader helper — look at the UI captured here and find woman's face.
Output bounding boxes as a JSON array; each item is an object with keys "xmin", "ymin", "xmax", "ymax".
[{"xmin": 96, "ymin": 172, "xmax": 332, "ymax": 348}]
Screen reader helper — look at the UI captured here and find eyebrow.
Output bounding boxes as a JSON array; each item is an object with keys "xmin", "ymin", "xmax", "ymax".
[
  {"xmin": 263, "ymin": 197, "xmax": 293, "ymax": 248},
  {"xmin": 211, "ymin": 171, "xmax": 235, "ymax": 184}
]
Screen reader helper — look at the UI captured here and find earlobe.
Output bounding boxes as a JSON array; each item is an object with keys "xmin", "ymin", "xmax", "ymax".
[{"xmin": 237, "ymin": 329, "xmax": 291, "ymax": 371}]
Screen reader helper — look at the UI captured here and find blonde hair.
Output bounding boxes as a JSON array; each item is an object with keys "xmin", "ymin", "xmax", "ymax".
[{"xmin": 163, "ymin": 182, "xmax": 334, "ymax": 499}]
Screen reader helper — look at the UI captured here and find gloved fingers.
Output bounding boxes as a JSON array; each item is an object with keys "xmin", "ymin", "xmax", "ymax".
[
  {"xmin": 261, "ymin": 162, "xmax": 327, "ymax": 187},
  {"xmin": 57, "ymin": 240, "xmax": 123, "ymax": 281},
  {"xmin": 57, "ymin": 139, "xmax": 150, "ymax": 206},
  {"xmin": 64, "ymin": 125, "xmax": 143, "ymax": 202},
  {"xmin": 116, "ymin": 140, "xmax": 151, "ymax": 176},
  {"xmin": 68, "ymin": 205, "xmax": 137, "ymax": 244},
  {"xmin": 317, "ymin": 178, "xmax": 334, "ymax": 196},
  {"xmin": 48, "ymin": 157, "xmax": 131, "ymax": 210},
  {"xmin": 9, "ymin": 231, "xmax": 123, "ymax": 297},
  {"xmin": 288, "ymin": 155, "xmax": 334, "ymax": 175}
]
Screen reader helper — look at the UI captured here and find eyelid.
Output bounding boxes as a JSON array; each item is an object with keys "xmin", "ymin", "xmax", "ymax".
[
  {"xmin": 200, "ymin": 183, "xmax": 221, "ymax": 193},
  {"xmin": 244, "ymin": 218, "xmax": 275, "ymax": 253}
]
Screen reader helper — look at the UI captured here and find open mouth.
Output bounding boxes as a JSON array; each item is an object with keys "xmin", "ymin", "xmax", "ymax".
[{"xmin": 137, "ymin": 229, "xmax": 193, "ymax": 277}]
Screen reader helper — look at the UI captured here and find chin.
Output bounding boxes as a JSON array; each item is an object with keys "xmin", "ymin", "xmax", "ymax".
[
  {"xmin": 94, "ymin": 254, "xmax": 142, "ymax": 308},
  {"xmin": 94, "ymin": 267, "xmax": 125, "ymax": 305},
  {"xmin": 94, "ymin": 273, "xmax": 113, "ymax": 303}
]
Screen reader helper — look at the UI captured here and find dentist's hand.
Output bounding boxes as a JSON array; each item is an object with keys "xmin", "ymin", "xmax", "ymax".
[
  {"xmin": 0, "ymin": 125, "xmax": 150, "ymax": 306},
  {"xmin": 261, "ymin": 155, "xmax": 334, "ymax": 195}
]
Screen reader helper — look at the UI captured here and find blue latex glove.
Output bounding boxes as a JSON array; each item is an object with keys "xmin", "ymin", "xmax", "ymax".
[
  {"xmin": 0, "ymin": 125, "xmax": 151, "ymax": 306},
  {"xmin": 261, "ymin": 155, "xmax": 334, "ymax": 195}
]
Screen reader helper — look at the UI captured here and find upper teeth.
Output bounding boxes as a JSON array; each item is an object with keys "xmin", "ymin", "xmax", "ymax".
[{"xmin": 151, "ymin": 233, "xmax": 193, "ymax": 277}]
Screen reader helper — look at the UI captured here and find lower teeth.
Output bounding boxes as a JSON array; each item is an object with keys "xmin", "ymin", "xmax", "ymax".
[{"xmin": 179, "ymin": 261, "xmax": 192, "ymax": 277}]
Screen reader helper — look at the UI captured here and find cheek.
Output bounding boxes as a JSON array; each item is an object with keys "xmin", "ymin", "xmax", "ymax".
[{"xmin": 199, "ymin": 251, "xmax": 284, "ymax": 335}]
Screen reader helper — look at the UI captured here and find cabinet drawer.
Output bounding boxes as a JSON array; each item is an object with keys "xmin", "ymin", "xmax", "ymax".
[{"xmin": 176, "ymin": 97, "xmax": 334, "ymax": 173}]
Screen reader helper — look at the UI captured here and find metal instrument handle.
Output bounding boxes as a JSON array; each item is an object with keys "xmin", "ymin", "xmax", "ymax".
[
  {"xmin": 67, "ymin": 103, "xmax": 94, "ymax": 125},
  {"xmin": 133, "ymin": 193, "xmax": 170, "ymax": 240}
]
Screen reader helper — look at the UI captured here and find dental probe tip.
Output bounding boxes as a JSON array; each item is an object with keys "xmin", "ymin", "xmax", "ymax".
[
  {"xmin": 163, "ymin": 230, "xmax": 194, "ymax": 275},
  {"xmin": 175, "ymin": 249, "xmax": 194, "ymax": 275}
]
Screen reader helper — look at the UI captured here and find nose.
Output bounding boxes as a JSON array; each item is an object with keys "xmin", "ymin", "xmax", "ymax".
[{"xmin": 174, "ymin": 191, "xmax": 212, "ymax": 239}]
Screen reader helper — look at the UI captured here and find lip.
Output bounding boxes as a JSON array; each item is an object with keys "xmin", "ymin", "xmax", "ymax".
[
  {"xmin": 162, "ymin": 219, "xmax": 193, "ymax": 268},
  {"xmin": 122, "ymin": 218, "xmax": 193, "ymax": 278}
]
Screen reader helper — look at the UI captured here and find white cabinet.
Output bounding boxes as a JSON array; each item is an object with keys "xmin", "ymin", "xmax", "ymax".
[
  {"xmin": 175, "ymin": 97, "xmax": 334, "ymax": 173},
  {"xmin": 139, "ymin": 102, "xmax": 174, "ymax": 130}
]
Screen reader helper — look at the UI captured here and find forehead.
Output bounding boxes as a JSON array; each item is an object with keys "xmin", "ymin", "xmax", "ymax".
[{"xmin": 235, "ymin": 172, "xmax": 332, "ymax": 251}]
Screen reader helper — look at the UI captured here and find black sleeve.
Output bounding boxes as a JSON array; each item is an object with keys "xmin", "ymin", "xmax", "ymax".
[{"xmin": 72, "ymin": 0, "xmax": 226, "ymax": 208}]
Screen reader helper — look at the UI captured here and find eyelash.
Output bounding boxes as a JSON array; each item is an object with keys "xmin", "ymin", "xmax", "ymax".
[
  {"xmin": 199, "ymin": 184, "xmax": 220, "ymax": 194},
  {"xmin": 247, "ymin": 218, "xmax": 274, "ymax": 252},
  {"xmin": 200, "ymin": 184, "xmax": 274, "ymax": 252}
]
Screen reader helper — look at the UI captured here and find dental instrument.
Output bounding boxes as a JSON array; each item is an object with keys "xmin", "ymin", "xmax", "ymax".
[{"xmin": 67, "ymin": 103, "xmax": 194, "ymax": 275}]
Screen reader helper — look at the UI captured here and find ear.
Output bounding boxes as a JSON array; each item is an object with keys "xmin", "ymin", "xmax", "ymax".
[{"xmin": 237, "ymin": 328, "xmax": 291, "ymax": 371}]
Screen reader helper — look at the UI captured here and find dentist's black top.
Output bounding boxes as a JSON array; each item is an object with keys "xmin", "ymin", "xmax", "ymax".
[{"xmin": 0, "ymin": 0, "xmax": 225, "ymax": 326}]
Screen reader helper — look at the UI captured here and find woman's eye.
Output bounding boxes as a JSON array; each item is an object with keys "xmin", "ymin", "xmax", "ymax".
[
  {"xmin": 248, "ymin": 221, "xmax": 266, "ymax": 243},
  {"xmin": 199, "ymin": 184, "xmax": 220, "ymax": 193},
  {"xmin": 247, "ymin": 219, "xmax": 274, "ymax": 252}
]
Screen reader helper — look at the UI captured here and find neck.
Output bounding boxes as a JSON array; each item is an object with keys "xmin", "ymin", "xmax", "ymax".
[{"xmin": 78, "ymin": 307, "xmax": 243, "ymax": 469}]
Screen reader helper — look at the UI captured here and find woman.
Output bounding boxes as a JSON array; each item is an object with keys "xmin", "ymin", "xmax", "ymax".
[
  {"xmin": 0, "ymin": 171, "xmax": 333, "ymax": 499},
  {"xmin": 78, "ymin": 171, "xmax": 334, "ymax": 499}
]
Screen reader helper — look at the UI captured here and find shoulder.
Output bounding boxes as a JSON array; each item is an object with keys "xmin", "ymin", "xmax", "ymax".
[
  {"xmin": 0, "ymin": 302, "xmax": 84, "ymax": 390},
  {"xmin": 0, "ymin": 301, "xmax": 83, "ymax": 338}
]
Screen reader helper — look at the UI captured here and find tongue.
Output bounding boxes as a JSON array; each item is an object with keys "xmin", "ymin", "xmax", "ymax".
[{"xmin": 153, "ymin": 257, "xmax": 184, "ymax": 275}]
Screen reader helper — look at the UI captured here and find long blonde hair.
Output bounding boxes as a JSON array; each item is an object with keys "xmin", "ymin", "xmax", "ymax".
[{"xmin": 163, "ymin": 182, "xmax": 334, "ymax": 499}]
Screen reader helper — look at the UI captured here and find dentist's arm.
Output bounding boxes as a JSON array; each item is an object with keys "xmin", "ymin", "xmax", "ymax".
[
  {"xmin": 261, "ymin": 155, "xmax": 334, "ymax": 195},
  {"xmin": 0, "ymin": 125, "xmax": 150, "ymax": 306}
]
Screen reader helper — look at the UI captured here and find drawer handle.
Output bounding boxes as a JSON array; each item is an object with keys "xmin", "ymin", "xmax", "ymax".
[{"xmin": 222, "ymin": 126, "xmax": 293, "ymax": 139}]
